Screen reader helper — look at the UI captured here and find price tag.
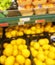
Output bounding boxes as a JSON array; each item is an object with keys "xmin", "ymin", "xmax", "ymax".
[
  {"xmin": 0, "ymin": 23, "xmax": 8, "ymax": 27},
  {"xmin": 18, "ymin": 21, "xmax": 24, "ymax": 25},
  {"xmin": 20, "ymin": 18, "xmax": 30, "ymax": 22},
  {"xmin": 51, "ymin": 36, "xmax": 55, "ymax": 42},
  {"xmin": 35, "ymin": 19, "xmax": 45, "ymax": 23}
]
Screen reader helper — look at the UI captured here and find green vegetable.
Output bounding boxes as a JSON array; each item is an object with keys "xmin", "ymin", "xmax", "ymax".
[{"xmin": 0, "ymin": 0, "xmax": 12, "ymax": 10}]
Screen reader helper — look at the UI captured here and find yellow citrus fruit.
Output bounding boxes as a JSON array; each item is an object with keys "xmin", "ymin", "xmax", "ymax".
[
  {"xmin": 42, "ymin": 45, "xmax": 50, "ymax": 50},
  {"xmin": 0, "ymin": 55, "xmax": 6, "ymax": 64},
  {"xmin": 31, "ymin": 26, "xmax": 36, "ymax": 31},
  {"xmin": 17, "ymin": 31, "xmax": 23, "ymax": 36},
  {"xmin": 49, "ymin": 46, "xmax": 55, "ymax": 52},
  {"xmin": 22, "ymin": 49, "xmax": 30, "ymax": 58},
  {"xmin": 16, "ymin": 38, "xmax": 22, "ymax": 45},
  {"xmin": 22, "ymin": 39, "xmax": 26, "ymax": 45},
  {"xmin": 38, "ymin": 39, "xmax": 49, "ymax": 46},
  {"xmin": 48, "ymin": 52, "xmax": 55, "ymax": 59},
  {"xmin": 33, "ymin": 58, "xmax": 38, "ymax": 64},
  {"xmin": 30, "ymin": 41, "xmax": 34, "ymax": 47},
  {"xmin": 42, "ymin": 63, "xmax": 46, "ymax": 65},
  {"xmin": 5, "ymin": 32, "xmax": 12, "ymax": 38},
  {"xmin": 5, "ymin": 56, "xmax": 15, "ymax": 65},
  {"xmin": 25, "ymin": 29, "xmax": 31, "ymax": 34},
  {"xmin": 3, "ymin": 44, "xmax": 13, "ymax": 56},
  {"xmin": 13, "ymin": 49, "xmax": 18, "ymax": 56},
  {"xmin": 49, "ymin": 28, "xmax": 55, "ymax": 33},
  {"xmin": 44, "ymin": 50, "xmax": 49, "ymax": 56},
  {"xmin": 3, "ymin": 43, "xmax": 8, "ymax": 48},
  {"xmin": 36, "ymin": 28, "xmax": 41, "ymax": 34},
  {"xmin": 11, "ymin": 30, "xmax": 17, "ymax": 37},
  {"xmin": 25, "ymin": 59, "xmax": 31, "ymax": 65},
  {"xmin": 14, "ymin": 62, "xmax": 19, "ymax": 65},
  {"xmin": 46, "ymin": 58, "xmax": 55, "ymax": 65},
  {"xmin": 30, "ymin": 47, "xmax": 38, "ymax": 57},
  {"xmin": 37, "ymin": 53, "xmax": 45, "ymax": 61},
  {"xmin": 33, "ymin": 42, "xmax": 40, "ymax": 50},
  {"xmin": 44, "ymin": 38, "xmax": 49, "ymax": 44},
  {"xmin": 36, "ymin": 60, "xmax": 43, "ymax": 65},
  {"xmin": 16, "ymin": 55, "xmax": 25, "ymax": 64},
  {"xmin": 18, "ymin": 45, "xmax": 27, "ymax": 51},
  {"xmin": 13, "ymin": 45, "xmax": 17, "ymax": 49},
  {"xmin": 11, "ymin": 40, "xmax": 17, "ymax": 45}
]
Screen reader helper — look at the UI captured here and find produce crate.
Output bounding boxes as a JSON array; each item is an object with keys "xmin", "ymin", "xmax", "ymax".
[{"xmin": 30, "ymin": 34, "xmax": 55, "ymax": 65}]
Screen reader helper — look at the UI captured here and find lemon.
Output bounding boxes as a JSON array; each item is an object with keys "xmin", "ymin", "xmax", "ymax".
[
  {"xmin": 18, "ymin": 50, "xmax": 22, "ymax": 55},
  {"xmin": 5, "ymin": 32, "xmax": 12, "ymax": 38},
  {"xmin": 16, "ymin": 38, "xmax": 22, "ymax": 45},
  {"xmin": 25, "ymin": 29, "xmax": 31, "ymax": 34},
  {"xmin": 5, "ymin": 56, "xmax": 15, "ymax": 65},
  {"xmin": 13, "ymin": 49, "xmax": 18, "ymax": 56},
  {"xmin": 25, "ymin": 59, "xmax": 31, "ymax": 65},
  {"xmin": 42, "ymin": 63, "xmax": 46, "ymax": 65},
  {"xmin": 37, "ymin": 53, "xmax": 45, "ymax": 61},
  {"xmin": 17, "ymin": 31, "xmax": 23, "ymax": 36},
  {"xmin": 14, "ymin": 62, "xmax": 19, "ymax": 65},
  {"xmin": 49, "ymin": 28, "xmax": 55, "ymax": 33},
  {"xmin": 11, "ymin": 40, "xmax": 17, "ymax": 45},
  {"xmin": 13, "ymin": 45, "xmax": 17, "ymax": 49},
  {"xmin": 46, "ymin": 58, "xmax": 55, "ymax": 65},
  {"xmin": 18, "ymin": 45, "xmax": 27, "ymax": 51},
  {"xmin": 45, "ymin": 26, "xmax": 51, "ymax": 32},
  {"xmin": 36, "ymin": 28, "xmax": 41, "ymax": 34},
  {"xmin": 36, "ymin": 60, "xmax": 43, "ymax": 65},
  {"xmin": 33, "ymin": 58, "xmax": 38, "ymax": 64},
  {"xmin": 33, "ymin": 42, "xmax": 40, "ymax": 50},
  {"xmin": 31, "ymin": 26, "xmax": 36, "ymax": 31},
  {"xmin": 38, "ymin": 39, "xmax": 49, "ymax": 46},
  {"xmin": 11, "ymin": 30, "xmax": 17, "ymax": 37},
  {"xmin": 42, "ymin": 45, "xmax": 50, "ymax": 50},
  {"xmin": 48, "ymin": 52, "xmax": 55, "ymax": 59},
  {"xmin": 44, "ymin": 50, "xmax": 49, "ymax": 56},
  {"xmin": 16, "ymin": 55, "xmax": 25, "ymax": 64},
  {"xmin": 22, "ymin": 49, "xmax": 30, "ymax": 58},
  {"xmin": 22, "ymin": 39, "xmax": 26, "ymax": 45},
  {"xmin": 3, "ymin": 44, "xmax": 13, "ymax": 56},
  {"xmin": 3, "ymin": 43, "xmax": 8, "ymax": 48},
  {"xmin": 0, "ymin": 55, "xmax": 6, "ymax": 64},
  {"xmin": 30, "ymin": 41, "xmax": 35, "ymax": 47},
  {"xmin": 44, "ymin": 38, "xmax": 49, "ymax": 44},
  {"xmin": 30, "ymin": 47, "xmax": 38, "ymax": 57},
  {"xmin": 49, "ymin": 46, "xmax": 55, "ymax": 52}
]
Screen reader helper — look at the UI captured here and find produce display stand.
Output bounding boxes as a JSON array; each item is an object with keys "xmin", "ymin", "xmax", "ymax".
[{"xmin": 0, "ymin": 0, "xmax": 55, "ymax": 65}]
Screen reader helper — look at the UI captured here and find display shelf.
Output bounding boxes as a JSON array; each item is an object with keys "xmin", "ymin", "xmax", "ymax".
[{"xmin": 0, "ymin": 14, "xmax": 55, "ymax": 27}]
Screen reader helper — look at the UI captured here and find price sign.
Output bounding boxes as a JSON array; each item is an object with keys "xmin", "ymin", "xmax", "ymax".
[
  {"xmin": 18, "ymin": 21, "xmax": 24, "ymax": 25},
  {"xmin": 35, "ymin": 19, "xmax": 45, "ymax": 23},
  {"xmin": 0, "ymin": 23, "xmax": 8, "ymax": 27},
  {"xmin": 20, "ymin": 18, "xmax": 30, "ymax": 22},
  {"xmin": 51, "ymin": 35, "xmax": 55, "ymax": 42}
]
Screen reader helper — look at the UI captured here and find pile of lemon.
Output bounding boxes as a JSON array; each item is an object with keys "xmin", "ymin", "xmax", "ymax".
[
  {"xmin": 0, "ymin": 38, "xmax": 31, "ymax": 65},
  {"xmin": 5, "ymin": 23, "xmax": 55, "ymax": 38},
  {"xmin": 30, "ymin": 38, "xmax": 55, "ymax": 65}
]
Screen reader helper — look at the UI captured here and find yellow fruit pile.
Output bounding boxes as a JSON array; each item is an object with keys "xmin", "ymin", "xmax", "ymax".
[
  {"xmin": 30, "ymin": 38, "xmax": 55, "ymax": 65},
  {"xmin": 0, "ymin": 38, "xmax": 31, "ymax": 65},
  {"xmin": 5, "ymin": 23, "xmax": 55, "ymax": 38}
]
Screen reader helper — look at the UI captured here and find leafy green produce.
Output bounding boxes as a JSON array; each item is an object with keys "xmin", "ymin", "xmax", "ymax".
[{"xmin": 0, "ymin": 0, "xmax": 12, "ymax": 10}]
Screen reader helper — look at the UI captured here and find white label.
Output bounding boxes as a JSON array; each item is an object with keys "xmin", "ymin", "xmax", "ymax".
[
  {"xmin": 20, "ymin": 18, "xmax": 30, "ymax": 22},
  {"xmin": 18, "ymin": 22, "xmax": 24, "ymax": 25},
  {"xmin": 51, "ymin": 36, "xmax": 55, "ymax": 41}
]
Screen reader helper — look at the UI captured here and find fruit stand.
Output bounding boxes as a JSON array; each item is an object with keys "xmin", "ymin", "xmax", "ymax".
[{"xmin": 0, "ymin": 0, "xmax": 55, "ymax": 65}]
